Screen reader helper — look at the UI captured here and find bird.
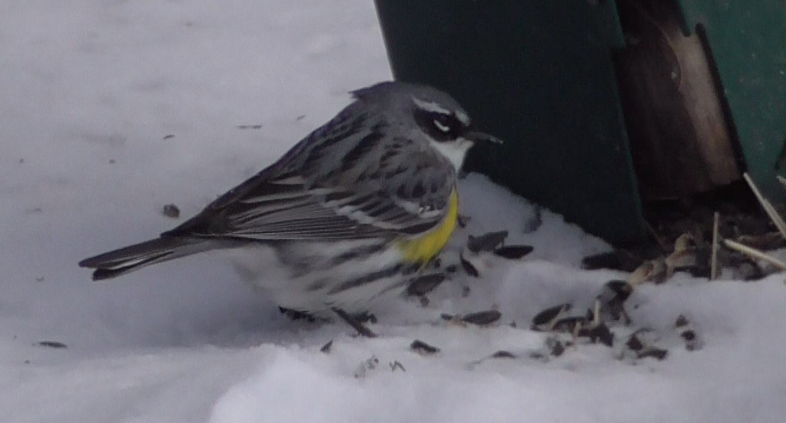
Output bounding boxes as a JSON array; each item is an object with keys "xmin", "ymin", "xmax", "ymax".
[{"xmin": 79, "ymin": 81, "xmax": 501, "ymax": 336}]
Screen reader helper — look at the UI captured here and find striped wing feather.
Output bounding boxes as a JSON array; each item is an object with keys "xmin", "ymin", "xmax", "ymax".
[{"xmin": 164, "ymin": 113, "xmax": 454, "ymax": 242}]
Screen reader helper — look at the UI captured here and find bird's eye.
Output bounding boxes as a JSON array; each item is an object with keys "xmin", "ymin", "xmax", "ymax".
[
  {"xmin": 432, "ymin": 116, "xmax": 451, "ymax": 133},
  {"xmin": 414, "ymin": 109, "xmax": 465, "ymax": 142}
]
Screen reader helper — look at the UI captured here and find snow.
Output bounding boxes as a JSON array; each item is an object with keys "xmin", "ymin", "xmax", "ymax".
[{"xmin": 2, "ymin": 1, "xmax": 785, "ymax": 422}]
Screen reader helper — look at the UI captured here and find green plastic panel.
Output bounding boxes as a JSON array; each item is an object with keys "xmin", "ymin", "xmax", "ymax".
[
  {"xmin": 374, "ymin": 1, "xmax": 645, "ymax": 244},
  {"xmin": 678, "ymin": 0, "xmax": 786, "ymax": 201}
]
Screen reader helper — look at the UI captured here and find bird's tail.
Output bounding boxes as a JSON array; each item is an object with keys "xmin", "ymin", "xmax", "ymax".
[{"xmin": 79, "ymin": 237, "xmax": 216, "ymax": 281}]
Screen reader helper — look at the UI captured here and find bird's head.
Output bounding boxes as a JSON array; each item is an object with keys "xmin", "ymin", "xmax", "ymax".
[{"xmin": 351, "ymin": 81, "xmax": 502, "ymax": 171}]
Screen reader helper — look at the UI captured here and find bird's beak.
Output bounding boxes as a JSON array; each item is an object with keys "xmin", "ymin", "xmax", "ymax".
[{"xmin": 464, "ymin": 131, "xmax": 503, "ymax": 144}]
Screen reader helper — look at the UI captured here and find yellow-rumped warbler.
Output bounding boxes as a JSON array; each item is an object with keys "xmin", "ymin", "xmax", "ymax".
[{"xmin": 79, "ymin": 81, "xmax": 500, "ymax": 336}]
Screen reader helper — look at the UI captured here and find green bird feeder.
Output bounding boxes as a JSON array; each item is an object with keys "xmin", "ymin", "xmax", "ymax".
[{"xmin": 374, "ymin": 0, "xmax": 786, "ymax": 245}]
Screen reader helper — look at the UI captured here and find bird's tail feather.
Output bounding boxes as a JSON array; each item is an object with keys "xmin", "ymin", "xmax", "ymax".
[{"xmin": 79, "ymin": 237, "xmax": 216, "ymax": 281}]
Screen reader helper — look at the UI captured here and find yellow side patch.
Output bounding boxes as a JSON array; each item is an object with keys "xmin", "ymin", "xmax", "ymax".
[{"xmin": 397, "ymin": 190, "xmax": 459, "ymax": 264}]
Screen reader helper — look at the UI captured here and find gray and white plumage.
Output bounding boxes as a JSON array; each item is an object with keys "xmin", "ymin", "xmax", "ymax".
[{"xmin": 79, "ymin": 81, "xmax": 497, "ymax": 314}]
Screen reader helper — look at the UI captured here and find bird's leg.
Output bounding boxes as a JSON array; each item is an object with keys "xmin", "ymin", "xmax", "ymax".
[
  {"xmin": 278, "ymin": 307, "xmax": 316, "ymax": 322},
  {"xmin": 332, "ymin": 308, "xmax": 378, "ymax": 338}
]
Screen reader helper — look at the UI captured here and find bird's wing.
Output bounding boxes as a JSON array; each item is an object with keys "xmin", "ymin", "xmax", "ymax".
[{"xmin": 164, "ymin": 113, "xmax": 455, "ymax": 241}]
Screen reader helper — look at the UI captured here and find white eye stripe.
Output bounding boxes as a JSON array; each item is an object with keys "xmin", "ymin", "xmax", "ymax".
[
  {"xmin": 411, "ymin": 95, "xmax": 471, "ymax": 127},
  {"xmin": 433, "ymin": 119, "xmax": 451, "ymax": 132},
  {"xmin": 455, "ymin": 110, "xmax": 470, "ymax": 125},
  {"xmin": 411, "ymin": 96, "xmax": 451, "ymax": 115}
]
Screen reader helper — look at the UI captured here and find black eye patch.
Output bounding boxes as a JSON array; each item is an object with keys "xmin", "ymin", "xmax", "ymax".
[{"xmin": 414, "ymin": 109, "xmax": 466, "ymax": 142}]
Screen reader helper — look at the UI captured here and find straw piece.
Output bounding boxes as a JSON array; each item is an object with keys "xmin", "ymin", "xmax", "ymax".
[
  {"xmin": 743, "ymin": 173, "xmax": 786, "ymax": 241},
  {"xmin": 723, "ymin": 239, "xmax": 786, "ymax": 272},
  {"xmin": 711, "ymin": 212, "xmax": 720, "ymax": 280}
]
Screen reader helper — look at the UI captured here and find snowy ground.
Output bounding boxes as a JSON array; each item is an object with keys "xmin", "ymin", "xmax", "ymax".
[{"xmin": 2, "ymin": 1, "xmax": 786, "ymax": 422}]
